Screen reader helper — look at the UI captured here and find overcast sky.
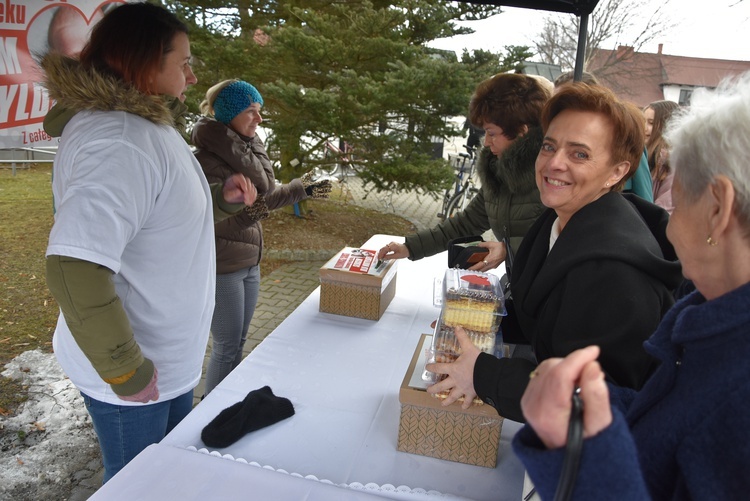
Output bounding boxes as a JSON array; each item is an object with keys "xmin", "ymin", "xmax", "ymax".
[{"xmin": 428, "ymin": 0, "xmax": 750, "ymax": 62}]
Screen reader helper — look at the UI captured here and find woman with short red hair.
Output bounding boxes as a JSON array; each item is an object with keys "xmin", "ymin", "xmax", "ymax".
[
  {"xmin": 41, "ymin": 2, "xmax": 257, "ymax": 482},
  {"xmin": 427, "ymin": 83, "xmax": 683, "ymax": 423}
]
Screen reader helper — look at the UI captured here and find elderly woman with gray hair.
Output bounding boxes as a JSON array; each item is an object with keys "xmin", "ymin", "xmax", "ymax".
[{"xmin": 515, "ymin": 74, "xmax": 750, "ymax": 499}]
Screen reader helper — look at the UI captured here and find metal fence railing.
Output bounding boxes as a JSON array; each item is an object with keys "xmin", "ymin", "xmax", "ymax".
[{"xmin": 0, "ymin": 147, "xmax": 57, "ymax": 176}]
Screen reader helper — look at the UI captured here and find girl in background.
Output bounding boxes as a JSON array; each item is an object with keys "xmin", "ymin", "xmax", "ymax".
[{"xmin": 644, "ymin": 100, "xmax": 680, "ymax": 213}]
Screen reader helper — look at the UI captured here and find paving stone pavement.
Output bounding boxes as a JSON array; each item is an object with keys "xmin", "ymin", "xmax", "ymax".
[
  {"xmin": 67, "ymin": 176, "xmax": 444, "ymax": 500},
  {"xmin": 192, "ymin": 176, "xmax": 444, "ymax": 403}
]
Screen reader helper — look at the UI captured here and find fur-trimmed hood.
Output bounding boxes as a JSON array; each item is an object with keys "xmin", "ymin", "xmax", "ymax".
[
  {"xmin": 476, "ymin": 126, "xmax": 543, "ymax": 198},
  {"xmin": 40, "ymin": 53, "xmax": 184, "ymax": 137}
]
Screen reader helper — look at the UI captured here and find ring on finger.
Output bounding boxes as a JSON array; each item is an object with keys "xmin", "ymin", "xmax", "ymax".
[{"xmin": 529, "ymin": 369, "xmax": 539, "ymax": 379}]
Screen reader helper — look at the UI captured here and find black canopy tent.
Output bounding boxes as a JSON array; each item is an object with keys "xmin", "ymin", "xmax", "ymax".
[{"xmin": 453, "ymin": 0, "xmax": 601, "ymax": 81}]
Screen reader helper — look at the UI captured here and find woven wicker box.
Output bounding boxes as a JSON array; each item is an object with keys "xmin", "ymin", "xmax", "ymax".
[
  {"xmin": 319, "ymin": 247, "xmax": 397, "ymax": 321},
  {"xmin": 397, "ymin": 334, "xmax": 504, "ymax": 468}
]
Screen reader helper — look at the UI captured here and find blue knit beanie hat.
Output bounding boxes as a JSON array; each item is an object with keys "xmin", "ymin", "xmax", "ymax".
[{"xmin": 214, "ymin": 81, "xmax": 264, "ymax": 124}]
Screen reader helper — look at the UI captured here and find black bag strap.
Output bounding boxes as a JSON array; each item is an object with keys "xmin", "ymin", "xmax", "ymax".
[
  {"xmin": 554, "ymin": 388, "xmax": 584, "ymax": 501},
  {"xmin": 502, "ymin": 226, "xmax": 515, "ymax": 283},
  {"xmin": 502, "ymin": 227, "xmax": 515, "ymax": 301},
  {"xmin": 524, "ymin": 388, "xmax": 584, "ymax": 501}
]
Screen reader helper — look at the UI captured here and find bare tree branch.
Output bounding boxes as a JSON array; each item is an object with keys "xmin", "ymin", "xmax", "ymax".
[{"xmin": 532, "ymin": 0, "xmax": 676, "ymax": 72}]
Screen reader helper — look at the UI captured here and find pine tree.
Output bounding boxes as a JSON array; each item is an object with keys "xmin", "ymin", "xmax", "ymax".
[{"xmin": 164, "ymin": 0, "xmax": 531, "ymax": 194}]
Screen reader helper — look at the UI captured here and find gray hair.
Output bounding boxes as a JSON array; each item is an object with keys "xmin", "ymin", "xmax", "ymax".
[{"xmin": 665, "ymin": 72, "xmax": 750, "ymax": 227}]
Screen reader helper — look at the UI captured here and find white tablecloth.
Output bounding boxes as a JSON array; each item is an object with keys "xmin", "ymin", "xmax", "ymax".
[
  {"xmin": 107, "ymin": 235, "xmax": 525, "ymax": 500},
  {"xmin": 90, "ymin": 443, "xmax": 390, "ymax": 500}
]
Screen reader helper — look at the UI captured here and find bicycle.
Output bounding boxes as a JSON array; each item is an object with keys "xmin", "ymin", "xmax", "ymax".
[
  {"xmin": 438, "ymin": 144, "xmax": 479, "ymax": 221},
  {"xmin": 313, "ymin": 139, "xmax": 364, "ymax": 180}
]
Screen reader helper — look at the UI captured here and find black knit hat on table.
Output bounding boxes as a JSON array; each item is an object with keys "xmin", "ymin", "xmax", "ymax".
[{"xmin": 201, "ymin": 386, "xmax": 295, "ymax": 448}]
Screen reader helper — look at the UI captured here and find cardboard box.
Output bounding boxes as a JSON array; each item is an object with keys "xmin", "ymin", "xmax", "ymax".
[
  {"xmin": 319, "ymin": 247, "xmax": 397, "ymax": 320},
  {"xmin": 397, "ymin": 334, "xmax": 504, "ymax": 468}
]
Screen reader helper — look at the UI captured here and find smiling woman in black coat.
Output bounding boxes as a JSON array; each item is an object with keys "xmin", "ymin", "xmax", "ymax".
[{"xmin": 426, "ymin": 83, "xmax": 683, "ymax": 422}]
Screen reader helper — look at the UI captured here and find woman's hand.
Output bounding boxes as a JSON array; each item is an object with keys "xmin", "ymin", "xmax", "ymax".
[
  {"xmin": 118, "ymin": 368, "xmax": 160, "ymax": 404},
  {"xmin": 468, "ymin": 240, "xmax": 506, "ymax": 272},
  {"xmin": 300, "ymin": 171, "xmax": 334, "ymax": 199},
  {"xmin": 243, "ymin": 195, "xmax": 270, "ymax": 223},
  {"xmin": 223, "ymin": 173, "xmax": 258, "ymax": 206},
  {"xmin": 377, "ymin": 242, "xmax": 409, "ymax": 261},
  {"xmin": 425, "ymin": 326, "xmax": 481, "ymax": 409},
  {"xmin": 521, "ymin": 346, "xmax": 613, "ymax": 449}
]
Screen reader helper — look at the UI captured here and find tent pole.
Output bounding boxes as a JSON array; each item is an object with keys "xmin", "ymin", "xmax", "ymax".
[{"xmin": 573, "ymin": 12, "xmax": 589, "ymax": 81}]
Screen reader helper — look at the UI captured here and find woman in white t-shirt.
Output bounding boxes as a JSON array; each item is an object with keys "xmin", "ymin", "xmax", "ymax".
[{"xmin": 42, "ymin": 3, "xmax": 257, "ymax": 483}]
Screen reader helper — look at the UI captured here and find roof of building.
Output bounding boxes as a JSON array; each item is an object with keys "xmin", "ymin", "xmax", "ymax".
[
  {"xmin": 588, "ymin": 46, "xmax": 750, "ymax": 107},
  {"xmin": 519, "ymin": 61, "xmax": 564, "ymax": 81},
  {"xmin": 454, "ymin": 0, "xmax": 600, "ymax": 15}
]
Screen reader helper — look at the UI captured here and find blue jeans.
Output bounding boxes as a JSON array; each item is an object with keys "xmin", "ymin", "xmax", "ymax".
[
  {"xmin": 82, "ymin": 390, "xmax": 193, "ymax": 483},
  {"xmin": 205, "ymin": 265, "xmax": 261, "ymax": 395}
]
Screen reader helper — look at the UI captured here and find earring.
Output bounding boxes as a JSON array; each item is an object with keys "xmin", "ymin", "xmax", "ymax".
[
  {"xmin": 605, "ymin": 182, "xmax": 610, "ymax": 187},
  {"xmin": 707, "ymin": 236, "xmax": 718, "ymax": 246}
]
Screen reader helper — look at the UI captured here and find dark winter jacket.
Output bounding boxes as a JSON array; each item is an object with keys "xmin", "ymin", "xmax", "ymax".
[
  {"xmin": 474, "ymin": 192, "xmax": 683, "ymax": 422},
  {"xmin": 514, "ymin": 281, "xmax": 750, "ymax": 499},
  {"xmin": 405, "ymin": 127, "xmax": 545, "ymax": 259},
  {"xmin": 192, "ymin": 117, "xmax": 306, "ymax": 273}
]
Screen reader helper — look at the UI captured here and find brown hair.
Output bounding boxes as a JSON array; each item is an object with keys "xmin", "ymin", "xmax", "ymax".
[
  {"xmin": 78, "ymin": 3, "xmax": 188, "ymax": 95},
  {"xmin": 542, "ymin": 83, "xmax": 645, "ymax": 192},
  {"xmin": 553, "ymin": 70, "xmax": 600, "ymax": 88},
  {"xmin": 468, "ymin": 73, "xmax": 550, "ymax": 139},
  {"xmin": 645, "ymin": 100, "xmax": 680, "ymax": 183}
]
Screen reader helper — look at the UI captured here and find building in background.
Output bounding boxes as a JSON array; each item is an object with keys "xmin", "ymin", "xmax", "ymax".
[
  {"xmin": 588, "ymin": 45, "xmax": 750, "ymax": 108},
  {"xmin": 516, "ymin": 61, "xmax": 563, "ymax": 83}
]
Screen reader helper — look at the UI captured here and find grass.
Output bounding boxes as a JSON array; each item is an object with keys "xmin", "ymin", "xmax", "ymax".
[
  {"xmin": 0, "ymin": 164, "xmax": 58, "ymax": 414},
  {"xmin": 0, "ymin": 164, "xmax": 58, "ymax": 360},
  {"xmin": 262, "ymin": 194, "xmax": 415, "ymax": 255},
  {"xmin": 0, "ymin": 163, "xmax": 415, "ymax": 413}
]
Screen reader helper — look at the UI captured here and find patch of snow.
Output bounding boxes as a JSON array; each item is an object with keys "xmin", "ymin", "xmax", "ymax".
[{"xmin": 0, "ymin": 350, "xmax": 101, "ymax": 499}]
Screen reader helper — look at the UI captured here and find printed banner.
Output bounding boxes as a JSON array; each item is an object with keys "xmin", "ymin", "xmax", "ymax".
[{"xmin": 0, "ymin": 0, "xmax": 125, "ymax": 148}]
